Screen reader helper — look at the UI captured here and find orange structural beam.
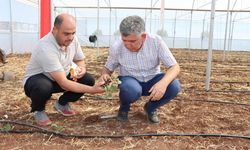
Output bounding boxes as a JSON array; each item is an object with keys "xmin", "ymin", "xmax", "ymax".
[{"xmin": 40, "ymin": 0, "xmax": 51, "ymax": 38}]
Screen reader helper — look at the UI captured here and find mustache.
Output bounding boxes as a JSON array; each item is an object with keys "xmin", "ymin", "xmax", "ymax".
[{"xmin": 66, "ymin": 39, "xmax": 73, "ymax": 43}]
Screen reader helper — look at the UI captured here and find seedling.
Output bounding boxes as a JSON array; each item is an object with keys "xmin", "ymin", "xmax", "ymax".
[
  {"xmin": 102, "ymin": 77, "xmax": 122, "ymax": 99},
  {"xmin": 1, "ymin": 123, "xmax": 13, "ymax": 132},
  {"xmin": 50, "ymin": 123, "xmax": 64, "ymax": 132}
]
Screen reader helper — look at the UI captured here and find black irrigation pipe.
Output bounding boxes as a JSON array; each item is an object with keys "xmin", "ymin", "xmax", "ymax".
[
  {"xmin": 203, "ymin": 90, "xmax": 250, "ymax": 93},
  {"xmin": 82, "ymin": 95, "xmax": 250, "ymax": 107},
  {"xmin": 180, "ymin": 72, "xmax": 250, "ymax": 75},
  {"xmin": 188, "ymin": 81, "xmax": 250, "ymax": 84},
  {"xmin": 176, "ymin": 58, "xmax": 250, "ymax": 63},
  {"xmin": 174, "ymin": 98, "xmax": 250, "ymax": 107},
  {"xmin": 180, "ymin": 67, "xmax": 250, "ymax": 72},
  {"xmin": 181, "ymin": 81, "xmax": 250, "ymax": 87},
  {"xmin": 0, "ymin": 120, "xmax": 250, "ymax": 140},
  {"xmin": 183, "ymin": 89, "xmax": 250, "ymax": 93}
]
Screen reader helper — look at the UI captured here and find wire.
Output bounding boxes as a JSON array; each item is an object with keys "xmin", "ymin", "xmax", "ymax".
[{"xmin": 0, "ymin": 120, "xmax": 249, "ymax": 139}]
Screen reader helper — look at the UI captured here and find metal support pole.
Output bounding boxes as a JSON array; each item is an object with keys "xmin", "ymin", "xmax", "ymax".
[
  {"xmin": 201, "ymin": 12, "xmax": 207, "ymax": 49},
  {"xmin": 96, "ymin": 0, "xmax": 100, "ymax": 57},
  {"xmin": 227, "ymin": 0, "xmax": 238, "ymax": 51},
  {"xmin": 222, "ymin": 0, "xmax": 230, "ymax": 61},
  {"xmin": 9, "ymin": 0, "xmax": 14, "ymax": 53},
  {"xmin": 173, "ymin": 10, "xmax": 177, "ymax": 48},
  {"xmin": 150, "ymin": 0, "xmax": 153, "ymax": 33},
  {"xmin": 188, "ymin": 0, "xmax": 195, "ymax": 50},
  {"xmin": 160, "ymin": 0, "xmax": 165, "ymax": 31},
  {"xmin": 109, "ymin": 6, "xmax": 111, "ymax": 47},
  {"xmin": 227, "ymin": 12, "xmax": 233, "ymax": 51},
  {"xmin": 201, "ymin": 17, "xmax": 205, "ymax": 49},
  {"xmin": 205, "ymin": 0, "xmax": 216, "ymax": 91},
  {"xmin": 229, "ymin": 20, "xmax": 235, "ymax": 50}
]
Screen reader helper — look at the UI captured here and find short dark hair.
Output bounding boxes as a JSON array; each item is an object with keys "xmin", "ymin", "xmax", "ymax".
[{"xmin": 54, "ymin": 15, "xmax": 64, "ymax": 28}]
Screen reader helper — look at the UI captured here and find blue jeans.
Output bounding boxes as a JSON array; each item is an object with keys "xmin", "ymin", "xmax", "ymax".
[{"xmin": 118, "ymin": 73, "xmax": 181, "ymax": 113}]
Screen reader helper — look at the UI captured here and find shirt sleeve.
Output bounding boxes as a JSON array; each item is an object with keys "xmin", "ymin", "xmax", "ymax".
[
  {"xmin": 105, "ymin": 40, "xmax": 121, "ymax": 71},
  {"xmin": 157, "ymin": 36, "xmax": 177, "ymax": 68},
  {"xmin": 73, "ymin": 36, "xmax": 85, "ymax": 61}
]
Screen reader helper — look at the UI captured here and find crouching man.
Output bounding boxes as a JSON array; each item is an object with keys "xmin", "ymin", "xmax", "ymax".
[
  {"xmin": 99, "ymin": 15, "xmax": 181, "ymax": 124},
  {"xmin": 23, "ymin": 13, "xmax": 104, "ymax": 126}
]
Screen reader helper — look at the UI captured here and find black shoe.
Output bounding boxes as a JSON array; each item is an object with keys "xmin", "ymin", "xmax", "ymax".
[
  {"xmin": 117, "ymin": 111, "xmax": 128, "ymax": 121},
  {"xmin": 144, "ymin": 103, "xmax": 160, "ymax": 124}
]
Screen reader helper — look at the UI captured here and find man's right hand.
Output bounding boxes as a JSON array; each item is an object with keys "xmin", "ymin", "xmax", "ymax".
[
  {"xmin": 90, "ymin": 80, "xmax": 105, "ymax": 94},
  {"xmin": 98, "ymin": 74, "xmax": 111, "ymax": 86}
]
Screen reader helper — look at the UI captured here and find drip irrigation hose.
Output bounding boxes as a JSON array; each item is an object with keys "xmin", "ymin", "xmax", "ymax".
[
  {"xmin": 174, "ymin": 98, "xmax": 250, "ymax": 106},
  {"xmin": 82, "ymin": 95, "xmax": 250, "ymax": 106},
  {"xmin": 0, "ymin": 120, "xmax": 249, "ymax": 140},
  {"xmin": 184, "ymin": 89, "xmax": 250, "ymax": 93}
]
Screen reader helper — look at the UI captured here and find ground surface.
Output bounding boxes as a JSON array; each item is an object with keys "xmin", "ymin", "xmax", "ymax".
[{"xmin": 0, "ymin": 48, "xmax": 249, "ymax": 150}]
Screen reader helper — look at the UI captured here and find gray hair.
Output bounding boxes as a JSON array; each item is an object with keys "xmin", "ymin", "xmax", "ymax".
[{"xmin": 119, "ymin": 15, "xmax": 145, "ymax": 36}]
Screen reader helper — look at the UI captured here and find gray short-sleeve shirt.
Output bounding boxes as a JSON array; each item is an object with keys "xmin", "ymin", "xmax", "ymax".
[{"xmin": 23, "ymin": 32, "xmax": 85, "ymax": 86}]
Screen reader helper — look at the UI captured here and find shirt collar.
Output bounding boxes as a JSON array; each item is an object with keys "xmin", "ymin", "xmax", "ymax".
[{"xmin": 49, "ymin": 32, "xmax": 64, "ymax": 51}]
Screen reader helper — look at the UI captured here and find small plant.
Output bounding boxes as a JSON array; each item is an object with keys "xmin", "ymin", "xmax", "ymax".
[
  {"xmin": 1, "ymin": 123, "xmax": 13, "ymax": 132},
  {"xmin": 50, "ymin": 123, "xmax": 64, "ymax": 132},
  {"xmin": 102, "ymin": 77, "xmax": 121, "ymax": 99}
]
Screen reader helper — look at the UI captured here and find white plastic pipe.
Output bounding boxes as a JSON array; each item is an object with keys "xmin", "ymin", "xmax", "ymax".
[
  {"xmin": 96, "ymin": 0, "xmax": 100, "ymax": 57},
  {"xmin": 205, "ymin": 0, "xmax": 216, "ymax": 91},
  {"xmin": 9, "ymin": 0, "xmax": 14, "ymax": 53},
  {"xmin": 160, "ymin": 0, "xmax": 165, "ymax": 31},
  {"xmin": 222, "ymin": 0, "xmax": 230, "ymax": 61}
]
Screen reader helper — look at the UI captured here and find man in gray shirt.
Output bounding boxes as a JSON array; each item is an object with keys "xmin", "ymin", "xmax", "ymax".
[{"xmin": 23, "ymin": 13, "xmax": 104, "ymax": 126}]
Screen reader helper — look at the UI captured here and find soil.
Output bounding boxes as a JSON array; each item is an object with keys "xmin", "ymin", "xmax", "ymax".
[{"xmin": 0, "ymin": 48, "xmax": 249, "ymax": 150}]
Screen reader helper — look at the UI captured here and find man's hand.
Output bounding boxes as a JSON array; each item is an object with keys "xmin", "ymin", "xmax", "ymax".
[
  {"xmin": 90, "ymin": 80, "xmax": 105, "ymax": 94},
  {"xmin": 98, "ymin": 74, "xmax": 112, "ymax": 86},
  {"xmin": 75, "ymin": 66, "xmax": 86, "ymax": 79},
  {"xmin": 70, "ymin": 66, "xmax": 86, "ymax": 81},
  {"xmin": 148, "ymin": 80, "xmax": 168, "ymax": 101}
]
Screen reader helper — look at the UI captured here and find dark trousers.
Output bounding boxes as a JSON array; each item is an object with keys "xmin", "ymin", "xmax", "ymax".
[
  {"xmin": 118, "ymin": 73, "xmax": 181, "ymax": 112},
  {"xmin": 24, "ymin": 72, "xmax": 95, "ymax": 112}
]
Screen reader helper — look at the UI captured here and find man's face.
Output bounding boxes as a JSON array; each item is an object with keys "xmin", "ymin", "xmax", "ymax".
[
  {"xmin": 121, "ymin": 33, "xmax": 146, "ymax": 52},
  {"xmin": 53, "ymin": 19, "xmax": 76, "ymax": 47}
]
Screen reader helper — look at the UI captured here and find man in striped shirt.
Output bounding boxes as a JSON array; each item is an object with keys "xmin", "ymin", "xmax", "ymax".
[{"xmin": 99, "ymin": 15, "xmax": 181, "ymax": 123}]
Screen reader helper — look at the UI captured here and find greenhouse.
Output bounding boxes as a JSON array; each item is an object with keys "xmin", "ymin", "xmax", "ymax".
[{"xmin": 0, "ymin": 0, "xmax": 249, "ymax": 149}]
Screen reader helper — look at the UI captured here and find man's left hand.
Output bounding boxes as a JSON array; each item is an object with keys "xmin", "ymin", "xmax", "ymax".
[
  {"xmin": 148, "ymin": 81, "xmax": 167, "ymax": 101},
  {"xmin": 75, "ymin": 66, "xmax": 86, "ymax": 79}
]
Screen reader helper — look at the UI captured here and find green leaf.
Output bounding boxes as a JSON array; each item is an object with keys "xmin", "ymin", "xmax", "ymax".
[
  {"xmin": 1, "ymin": 123, "xmax": 13, "ymax": 132},
  {"xmin": 103, "ymin": 77, "xmax": 120, "ymax": 99},
  {"xmin": 50, "ymin": 123, "xmax": 64, "ymax": 131}
]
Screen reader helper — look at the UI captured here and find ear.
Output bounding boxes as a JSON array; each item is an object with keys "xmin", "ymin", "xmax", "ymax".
[
  {"xmin": 141, "ymin": 33, "xmax": 147, "ymax": 41},
  {"xmin": 52, "ymin": 26, "xmax": 56, "ymax": 33},
  {"xmin": 53, "ymin": 25, "xmax": 61, "ymax": 32}
]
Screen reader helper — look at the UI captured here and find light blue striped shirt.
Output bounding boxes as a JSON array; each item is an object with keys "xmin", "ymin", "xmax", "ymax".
[{"xmin": 105, "ymin": 34, "xmax": 177, "ymax": 82}]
